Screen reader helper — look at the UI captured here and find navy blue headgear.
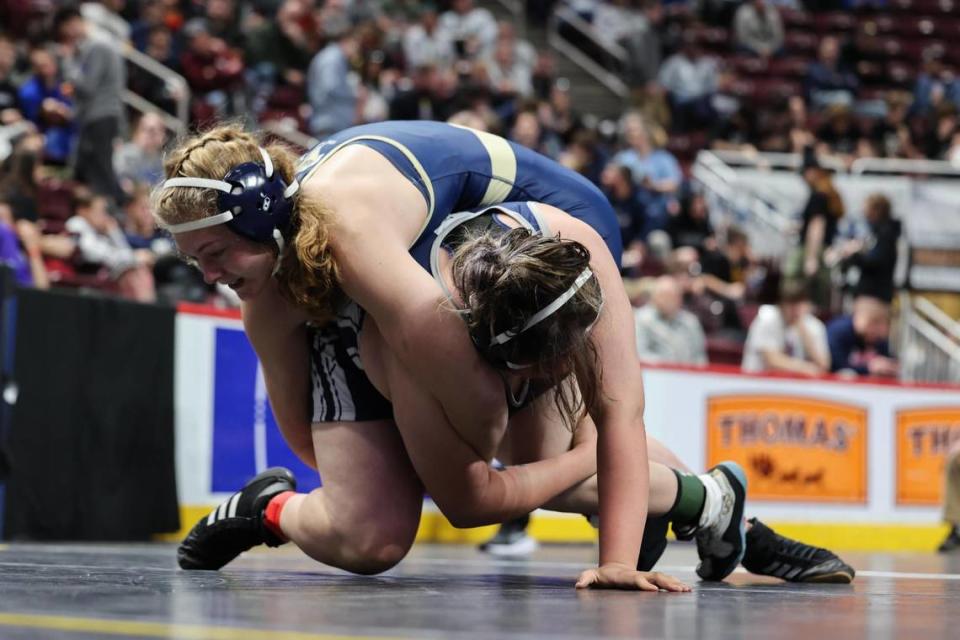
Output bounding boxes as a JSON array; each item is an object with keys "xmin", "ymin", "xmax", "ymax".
[{"xmin": 161, "ymin": 147, "xmax": 300, "ymax": 250}]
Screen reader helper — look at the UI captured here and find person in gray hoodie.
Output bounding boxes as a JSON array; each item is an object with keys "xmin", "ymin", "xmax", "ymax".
[{"xmin": 55, "ymin": 6, "xmax": 125, "ymax": 203}]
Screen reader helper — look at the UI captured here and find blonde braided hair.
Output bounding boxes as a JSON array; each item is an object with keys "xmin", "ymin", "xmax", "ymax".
[{"xmin": 152, "ymin": 123, "xmax": 341, "ymax": 324}]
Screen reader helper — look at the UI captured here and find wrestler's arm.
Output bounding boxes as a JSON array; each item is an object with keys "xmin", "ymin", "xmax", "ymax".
[
  {"xmin": 241, "ymin": 280, "xmax": 315, "ymax": 468},
  {"xmin": 540, "ymin": 206, "xmax": 651, "ymax": 582},
  {"xmin": 307, "ymin": 151, "xmax": 510, "ymax": 458},
  {"xmin": 367, "ymin": 317, "xmax": 597, "ymax": 527}
]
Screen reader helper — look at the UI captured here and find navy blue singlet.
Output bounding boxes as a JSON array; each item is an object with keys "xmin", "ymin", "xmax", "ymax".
[{"xmin": 293, "ymin": 120, "xmax": 622, "ymax": 268}]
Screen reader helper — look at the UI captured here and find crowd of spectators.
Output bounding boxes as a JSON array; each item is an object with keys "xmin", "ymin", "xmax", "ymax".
[{"xmin": 0, "ymin": 0, "xmax": 924, "ymax": 379}]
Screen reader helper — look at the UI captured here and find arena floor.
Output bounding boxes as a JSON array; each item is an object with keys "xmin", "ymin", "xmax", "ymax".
[{"xmin": 0, "ymin": 541, "xmax": 957, "ymax": 639}]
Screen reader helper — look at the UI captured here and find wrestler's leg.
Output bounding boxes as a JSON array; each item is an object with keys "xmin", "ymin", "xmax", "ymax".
[{"xmin": 278, "ymin": 418, "xmax": 425, "ymax": 575}]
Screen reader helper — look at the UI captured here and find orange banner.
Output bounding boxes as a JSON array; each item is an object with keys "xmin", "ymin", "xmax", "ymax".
[
  {"xmin": 706, "ymin": 395, "xmax": 868, "ymax": 502},
  {"xmin": 896, "ymin": 408, "xmax": 960, "ymax": 505}
]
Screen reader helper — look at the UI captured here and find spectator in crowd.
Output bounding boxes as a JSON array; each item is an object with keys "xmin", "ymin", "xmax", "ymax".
[
  {"xmin": 805, "ymin": 35, "xmax": 859, "ymax": 110},
  {"xmin": 815, "ymin": 103, "xmax": 862, "ymax": 158},
  {"xmin": 669, "ymin": 247, "xmax": 744, "ymax": 340},
  {"xmin": 204, "ymin": 0, "xmax": 244, "ymax": 49},
  {"xmin": 921, "ymin": 106, "xmax": 958, "ymax": 161},
  {"xmin": 127, "ymin": 25, "xmax": 181, "ymax": 116},
  {"xmin": 244, "ymin": 0, "xmax": 315, "ymax": 108},
  {"xmin": 403, "ymin": 4, "xmax": 455, "ymax": 71},
  {"xmin": 830, "ymin": 193, "xmax": 901, "ymax": 303},
  {"xmin": 179, "ymin": 18, "xmax": 245, "ymax": 122},
  {"xmin": 79, "ymin": 0, "xmax": 130, "ymax": 43},
  {"xmin": 390, "ymin": 63, "xmax": 456, "ymax": 123},
  {"xmin": 600, "ymin": 162, "xmax": 645, "ymax": 260},
  {"xmin": 65, "ymin": 188, "xmax": 155, "ymax": 303},
  {"xmin": 0, "ymin": 144, "xmax": 42, "ymax": 224},
  {"xmin": 826, "ymin": 295, "xmax": 897, "ymax": 377},
  {"xmin": 531, "ymin": 50, "xmax": 559, "ymax": 100},
  {"xmin": 496, "ymin": 21, "xmax": 537, "ymax": 79},
  {"xmin": 438, "ymin": 0, "xmax": 498, "ymax": 61},
  {"xmin": 17, "ymin": 45, "xmax": 75, "ymax": 165},
  {"xmin": 938, "ymin": 439, "xmax": 960, "ymax": 553},
  {"xmin": 509, "ymin": 108, "xmax": 562, "ymax": 159},
  {"xmin": 484, "ymin": 31, "xmax": 534, "ymax": 100},
  {"xmin": 619, "ymin": 0, "xmax": 664, "ymax": 90},
  {"xmin": 657, "ymin": 31, "xmax": 719, "ymax": 131},
  {"xmin": 540, "ymin": 78, "xmax": 584, "ymax": 145},
  {"xmin": 0, "ymin": 199, "xmax": 48, "ymax": 289},
  {"xmin": 130, "ymin": 0, "xmax": 166, "ymax": 52},
  {"xmin": 356, "ymin": 48, "xmax": 390, "ymax": 125},
  {"xmin": 307, "ymin": 16, "xmax": 361, "ymax": 137},
  {"xmin": 733, "ymin": 0, "xmax": 784, "ymax": 59},
  {"xmin": 699, "ymin": 225, "xmax": 755, "ymax": 302},
  {"xmin": 0, "ymin": 33, "xmax": 24, "ymax": 125},
  {"xmin": 612, "ymin": 112, "xmax": 682, "ymax": 240},
  {"xmin": 786, "ymin": 147, "xmax": 844, "ymax": 309},
  {"xmin": 742, "ymin": 279, "xmax": 831, "ymax": 375},
  {"xmin": 667, "ymin": 190, "xmax": 715, "ymax": 256},
  {"xmin": 557, "ymin": 128, "xmax": 605, "ymax": 184},
  {"xmin": 910, "ymin": 49, "xmax": 960, "ymax": 120},
  {"xmin": 635, "ymin": 274, "xmax": 708, "ymax": 365},
  {"xmin": 592, "ymin": 0, "xmax": 647, "ymax": 51},
  {"xmin": 113, "ymin": 112, "xmax": 167, "ymax": 194},
  {"xmin": 55, "ymin": 7, "xmax": 126, "ymax": 203},
  {"xmin": 868, "ymin": 92, "xmax": 919, "ymax": 159},
  {"xmin": 948, "ymin": 130, "xmax": 960, "ymax": 168},
  {"xmin": 122, "ymin": 182, "xmax": 172, "ymax": 257}
]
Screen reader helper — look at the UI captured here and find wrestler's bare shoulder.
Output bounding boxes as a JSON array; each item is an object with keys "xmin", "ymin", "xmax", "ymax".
[{"xmin": 299, "ymin": 144, "xmax": 429, "ymax": 244}]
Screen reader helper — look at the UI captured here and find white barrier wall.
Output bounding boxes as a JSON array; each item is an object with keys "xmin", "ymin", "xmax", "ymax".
[
  {"xmin": 643, "ymin": 364, "xmax": 959, "ymax": 524},
  {"xmin": 174, "ymin": 306, "xmax": 960, "ymax": 529}
]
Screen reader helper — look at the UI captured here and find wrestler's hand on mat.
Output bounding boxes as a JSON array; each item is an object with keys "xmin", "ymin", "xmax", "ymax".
[{"xmin": 575, "ymin": 563, "xmax": 691, "ymax": 592}]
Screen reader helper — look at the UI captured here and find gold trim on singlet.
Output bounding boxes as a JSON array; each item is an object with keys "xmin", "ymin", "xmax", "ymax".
[
  {"xmin": 450, "ymin": 124, "xmax": 518, "ymax": 206},
  {"xmin": 297, "ymin": 135, "xmax": 437, "ymax": 245}
]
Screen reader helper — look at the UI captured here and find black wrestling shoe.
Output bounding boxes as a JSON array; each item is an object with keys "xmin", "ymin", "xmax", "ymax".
[
  {"xmin": 479, "ymin": 514, "xmax": 538, "ymax": 557},
  {"xmin": 741, "ymin": 518, "xmax": 855, "ymax": 583},
  {"xmin": 178, "ymin": 467, "xmax": 296, "ymax": 570},
  {"xmin": 937, "ymin": 525, "xmax": 960, "ymax": 553}
]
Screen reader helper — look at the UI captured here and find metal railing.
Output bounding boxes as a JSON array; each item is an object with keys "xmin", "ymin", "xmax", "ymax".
[
  {"xmin": 898, "ymin": 294, "xmax": 960, "ymax": 384},
  {"xmin": 850, "ymin": 157, "xmax": 960, "ymax": 177},
  {"xmin": 547, "ymin": 5, "xmax": 628, "ymax": 99},
  {"xmin": 86, "ymin": 23, "xmax": 191, "ymax": 135},
  {"xmin": 701, "ymin": 148, "xmax": 960, "ymax": 178},
  {"xmin": 122, "ymin": 43, "xmax": 191, "ymax": 128},
  {"xmin": 692, "ymin": 150, "xmax": 795, "ymax": 258}
]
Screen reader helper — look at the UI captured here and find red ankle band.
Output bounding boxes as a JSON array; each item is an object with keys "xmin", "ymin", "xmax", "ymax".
[{"xmin": 263, "ymin": 491, "xmax": 296, "ymax": 541}]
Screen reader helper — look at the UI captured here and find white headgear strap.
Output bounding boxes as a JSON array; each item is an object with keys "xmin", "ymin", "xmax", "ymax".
[
  {"xmin": 159, "ymin": 147, "xmax": 299, "ymax": 259},
  {"xmin": 490, "ymin": 266, "xmax": 595, "ymax": 347}
]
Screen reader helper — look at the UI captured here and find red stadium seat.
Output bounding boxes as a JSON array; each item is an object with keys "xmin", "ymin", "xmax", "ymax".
[
  {"xmin": 267, "ymin": 85, "xmax": 306, "ymax": 110},
  {"xmin": 769, "ymin": 57, "xmax": 810, "ymax": 79},
  {"xmin": 912, "ymin": 0, "xmax": 956, "ymax": 14},
  {"xmin": 706, "ymin": 336, "xmax": 745, "ymax": 366},
  {"xmin": 781, "ymin": 9, "xmax": 813, "ymax": 30},
  {"xmin": 785, "ymin": 31, "xmax": 818, "ymax": 56},
  {"xmin": 37, "ymin": 180, "xmax": 76, "ymax": 222},
  {"xmin": 814, "ymin": 12, "xmax": 857, "ymax": 34},
  {"xmin": 729, "ymin": 56, "xmax": 770, "ymax": 77}
]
